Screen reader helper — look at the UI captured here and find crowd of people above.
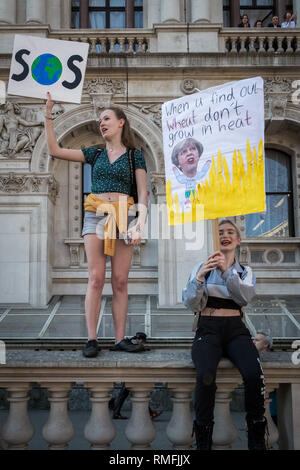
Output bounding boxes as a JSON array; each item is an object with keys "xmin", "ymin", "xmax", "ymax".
[{"xmin": 238, "ymin": 12, "xmax": 297, "ymax": 28}]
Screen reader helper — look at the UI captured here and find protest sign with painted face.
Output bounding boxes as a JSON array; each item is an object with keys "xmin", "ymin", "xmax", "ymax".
[
  {"xmin": 162, "ymin": 77, "xmax": 265, "ymax": 225},
  {"xmin": 8, "ymin": 35, "xmax": 89, "ymax": 104}
]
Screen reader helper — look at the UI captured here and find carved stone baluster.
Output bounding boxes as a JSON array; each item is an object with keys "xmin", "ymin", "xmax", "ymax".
[
  {"xmin": 84, "ymin": 384, "xmax": 116, "ymax": 449},
  {"xmin": 277, "ymin": 36, "xmax": 285, "ymax": 54},
  {"xmin": 90, "ymin": 38, "xmax": 97, "ymax": 54},
  {"xmin": 128, "ymin": 38, "xmax": 135, "ymax": 53},
  {"xmin": 125, "ymin": 385, "xmax": 156, "ymax": 449},
  {"xmin": 100, "ymin": 38, "xmax": 106, "ymax": 54},
  {"xmin": 239, "ymin": 37, "xmax": 248, "ymax": 54},
  {"xmin": 229, "ymin": 36, "xmax": 238, "ymax": 55},
  {"xmin": 265, "ymin": 384, "xmax": 279, "ymax": 449},
  {"xmin": 1, "ymin": 384, "xmax": 34, "ymax": 450},
  {"xmin": 118, "ymin": 37, "xmax": 125, "ymax": 53},
  {"xmin": 268, "ymin": 36, "xmax": 275, "ymax": 54},
  {"xmin": 41, "ymin": 383, "xmax": 74, "ymax": 450},
  {"xmin": 258, "ymin": 37, "xmax": 267, "ymax": 56},
  {"xmin": 108, "ymin": 38, "xmax": 114, "ymax": 53},
  {"xmin": 249, "ymin": 37, "xmax": 257, "ymax": 55},
  {"xmin": 136, "ymin": 38, "xmax": 144, "ymax": 54},
  {"xmin": 286, "ymin": 37, "xmax": 294, "ymax": 55},
  {"xmin": 166, "ymin": 385, "xmax": 194, "ymax": 449},
  {"xmin": 212, "ymin": 383, "xmax": 239, "ymax": 450}
]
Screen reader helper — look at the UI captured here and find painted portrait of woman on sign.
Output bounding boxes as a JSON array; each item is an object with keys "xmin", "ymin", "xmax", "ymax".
[{"xmin": 171, "ymin": 137, "xmax": 211, "ymax": 209}]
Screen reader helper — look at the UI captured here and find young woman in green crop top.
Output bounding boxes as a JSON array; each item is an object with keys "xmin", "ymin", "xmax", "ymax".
[{"xmin": 45, "ymin": 92, "xmax": 148, "ymax": 357}]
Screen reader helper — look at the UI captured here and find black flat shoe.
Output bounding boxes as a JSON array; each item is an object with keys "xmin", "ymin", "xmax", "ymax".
[
  {"xmin": 110, "ymin": 338, "xmax": 145, "ymax": 353},
  {"xmin": 83, "ymin": 339, "xmax": 100, "ymax": 358}
]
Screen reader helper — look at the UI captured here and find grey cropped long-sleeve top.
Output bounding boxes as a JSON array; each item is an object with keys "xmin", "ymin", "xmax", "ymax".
[{"xmin": 182, "ymin": 260, "xmax": 256, "ymax": 313}]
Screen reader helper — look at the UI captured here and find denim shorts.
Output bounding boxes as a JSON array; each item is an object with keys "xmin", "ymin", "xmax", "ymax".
[{"xmin": 82, "ymin": 211, "xmax": 137, "ymax": 239}]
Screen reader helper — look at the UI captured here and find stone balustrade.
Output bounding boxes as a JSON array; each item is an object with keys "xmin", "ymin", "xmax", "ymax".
[
  {"xmin": 220, "ymin": 29, "xmax": 300, "ymax": 55},
  {"xmin": 51, "ymin": 30, "xmax": 152, "ymax": 54},
  {"xmin": 0, "ymin": 349, "xmax": 299, "ymax": 450}
]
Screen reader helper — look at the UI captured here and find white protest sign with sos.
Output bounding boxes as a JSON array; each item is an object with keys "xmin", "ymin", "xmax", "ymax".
[{"xmin": 8, "ymin": 35, "xmax": 89, "ymax": 104}]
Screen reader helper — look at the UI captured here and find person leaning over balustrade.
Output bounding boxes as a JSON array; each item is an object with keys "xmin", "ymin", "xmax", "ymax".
[
  {"xmin": 183, "ymin": 219, "xmax": 268, "ymax": 451},
  {"xmin": 268, "ymin": 15, "xmax": 281, "ymax": 27},
  {"xmin": 281, "ymin": 11, "xmax": 297, "ymax": 28}
]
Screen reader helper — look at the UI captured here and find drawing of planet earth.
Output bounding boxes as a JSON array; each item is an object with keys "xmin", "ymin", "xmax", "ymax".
[{"xmin": 31, "ymin": 53, "xmax": 62, "ymax": 86}]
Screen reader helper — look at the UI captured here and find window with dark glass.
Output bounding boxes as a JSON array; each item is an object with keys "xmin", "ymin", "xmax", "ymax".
[
  {"xmin": 223, "ymin": 0, "xmax": 277, "ymax": 27},
  {"xmin": 71, "ymin": 0, "xmax": 143, "ymax": 29},
  {"xmin": 245, "ymin": 149, "xmax": 294, "ymax": 238}
]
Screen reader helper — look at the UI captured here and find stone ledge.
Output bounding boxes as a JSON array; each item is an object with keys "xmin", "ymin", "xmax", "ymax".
[{"xmin": 0, "ymin": 348, "xmax": 296, "ymax": 369}]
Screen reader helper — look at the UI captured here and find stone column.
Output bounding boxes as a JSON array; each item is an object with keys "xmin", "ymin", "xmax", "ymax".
[
  {"xmin": 278, "ymin": 383, "xmax": 300, "ymax": 450},
  {"xmin": 190, "ymin": 0, "xmax": 210, "ymax": 23},
  {"xmin": 61, "ymin": 0, "xmax": 71, "ymax": 28},
  {"xmin": 265, "ymin": 385, "xmax": 279, "ymax": 449},
  {"xmin": 145, "ymin": 0, "xmax": 160, "ymax": 27},
  {"xmin": 125, "ymin": 385, "xmax": 156, "ymax": 449},
  {"xmin": 212, "ymin": 383, "xmax": 239, "ymax": 450},
  {"xmin": 293, "ymin": 1, "xmax": 300, "ymax": 22},
  {"xmin": 1, "ymin": 384, "xmax": 34, "ymax": 449},
  {"xmin": 160, "ymin": 0, "xmax": 180, "ymax": 23},
  {"xmin": 151, "ymin": 173, "xmax": 176, "ymax": 306},
  {"xmin": 26, "ymin": 0, "xmax": 46, "ymax": 24},
  {"xmin": 0, "ymin": 0, "xmax": 16, "ymax": 24},
  {"xmin": 47, "ymin": 0, "xmax": 61, "ymax": 29},
  {"xmin": 84, "ymin": 384, "xmax": 116, "ymax": 450},
  {"xmin": 166, "ymin": 385, "xmax": 194, "ymax": 449},
  {"xmin": 41, "ymin": 383, "xmax": 74, "ymax": 450}
]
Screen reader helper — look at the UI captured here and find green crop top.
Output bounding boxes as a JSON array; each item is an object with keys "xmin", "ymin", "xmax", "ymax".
[{"xmin": 82, "ymin": 146, "xmax": 147, "ymax": 195}]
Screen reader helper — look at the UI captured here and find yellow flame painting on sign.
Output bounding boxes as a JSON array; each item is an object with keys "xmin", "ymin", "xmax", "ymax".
[{"xmin": 166, "ymin": 139, "xmax": 265, "ymax": 225}]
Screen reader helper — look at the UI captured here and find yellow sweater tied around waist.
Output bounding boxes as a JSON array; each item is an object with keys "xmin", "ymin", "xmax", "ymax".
[{"xmin": 84, "ymin": 193, "xmax": 135, "ymax": 256}]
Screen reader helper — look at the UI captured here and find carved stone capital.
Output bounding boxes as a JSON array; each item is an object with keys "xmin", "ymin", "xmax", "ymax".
[
  {"xmin": 264, "ymin": 77, "xmax": 293, "ymax": 94},
  {"xmin": 151, "ymin": 173, "xmax": 166, "ymax": 197},
  {"xmin": 90, "ymin": 93, "xmax": 114, "ymax": 117},
  {"xmin": 0, "ymin": 173, "xmax": 59, "ymax": 203},
  {"xmin": 84, "ymin": 78, "xmax": 125, "ymax": 95},
  {"xmin": 131, "ymin": 103, "xmax": 162, "ymax": 129}
]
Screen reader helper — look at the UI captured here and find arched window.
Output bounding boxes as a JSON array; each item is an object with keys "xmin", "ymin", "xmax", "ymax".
[
  {"xmin": 245, "ymin": 148, "xmax": 294, "ymax": 237},
  {"xmin": 72, "ymin": 0, "xmax": 143, "ymax": 29}
]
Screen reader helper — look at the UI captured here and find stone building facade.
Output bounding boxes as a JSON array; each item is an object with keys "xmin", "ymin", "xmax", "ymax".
[{"xmin": 0, "ymin": 0, "xmax": 300, "ymax": 340}]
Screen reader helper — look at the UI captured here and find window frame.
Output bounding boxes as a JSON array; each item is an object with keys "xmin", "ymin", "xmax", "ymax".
[
  {"xmin": 245, "ymin": 148, "xmax": 295, "ymax": 238},
  {"xmin": 71, "ymin": 0, "xmax": 143, "ymax": 29}
]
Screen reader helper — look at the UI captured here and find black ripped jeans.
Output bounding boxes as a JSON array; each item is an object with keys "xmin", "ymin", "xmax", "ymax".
[{"xmin": 191, "ymin": 316, "xmax": 265, "ymax": 425}]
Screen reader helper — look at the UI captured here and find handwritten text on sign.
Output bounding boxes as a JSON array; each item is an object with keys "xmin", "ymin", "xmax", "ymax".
[{"xmin": 161, "ymin": 77, "xmax": 265, "ymax": 225}]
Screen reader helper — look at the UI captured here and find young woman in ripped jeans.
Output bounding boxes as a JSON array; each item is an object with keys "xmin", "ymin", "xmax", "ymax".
[{"xmin": 182, "ymin": 219, "xmax": 267, "ymax": 450}]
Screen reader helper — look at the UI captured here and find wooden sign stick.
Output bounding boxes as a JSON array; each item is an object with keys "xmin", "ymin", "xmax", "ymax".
[{"xmin": 212, "ymin": 218, "xmax": 220, "ymax": 252}]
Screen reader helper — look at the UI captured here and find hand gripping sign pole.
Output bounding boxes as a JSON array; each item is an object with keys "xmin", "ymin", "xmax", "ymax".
[{"xmin": 212, "ymin": 219, "xmax": 220, "ymax": 252}]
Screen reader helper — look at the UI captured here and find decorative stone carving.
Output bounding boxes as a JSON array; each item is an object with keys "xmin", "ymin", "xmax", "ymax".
[
  {"xmin": 264, "ymin": 77, "xmax": 293, "ymax": 122},
  {"xmin": 91, "ymin": 93, "xmax": 114, "ymax": 117},
  {"xmin": 84, "ymin": 78, "xmax": 125, "ymax": 95},
  {"xmin": 264, "ymin": 77, "xmax": 293, "ymax": 94},
  {"xmin": 0, "ymin": 173, "xmax": 59, "ymax": 203},
  {"xmin": 180, "ymin": 79, "xmax": 198, "ymax": 95},
  {"xmin": 150, "ymin": 173, "xmax": 166, "ymax": 198},
  {"xmin": 0, "ymin": 101, "xmax": 44, "ymax": 158},
  {"xmin": 131, "ymin": 103, "xmax": 162, "ymax": 129}
]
